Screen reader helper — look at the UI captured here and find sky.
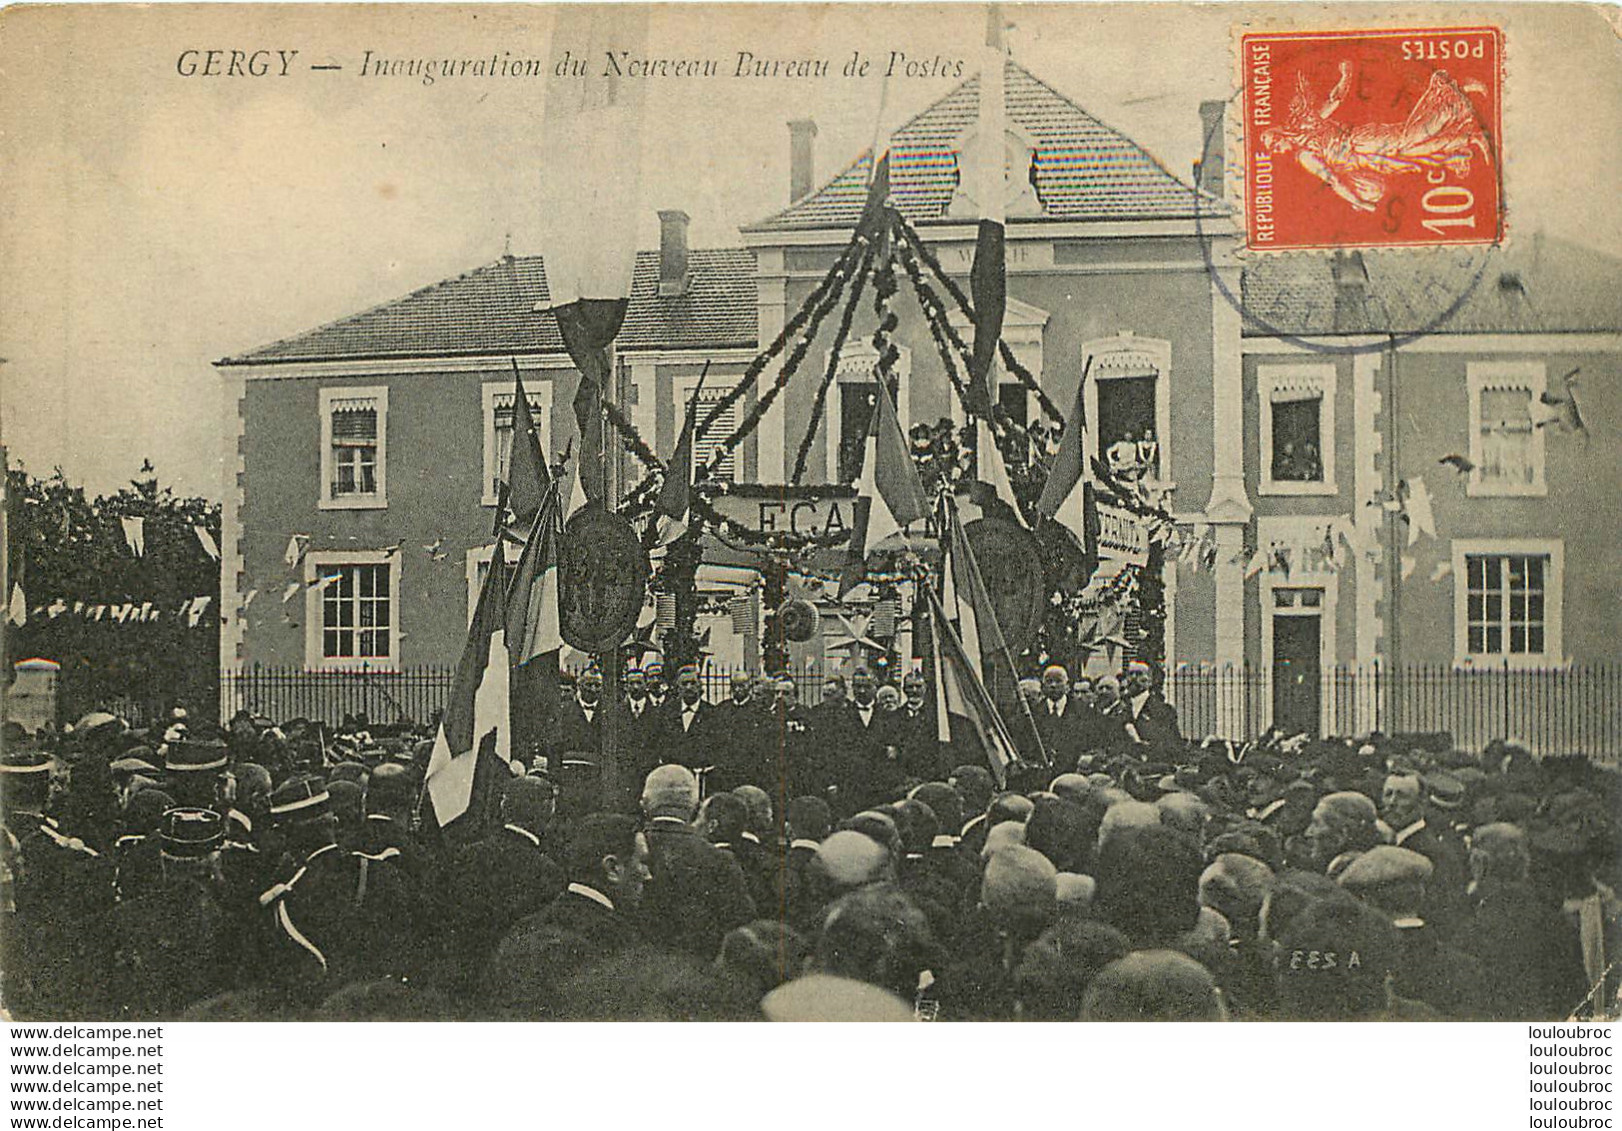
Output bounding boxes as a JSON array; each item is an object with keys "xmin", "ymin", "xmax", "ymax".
[{"xmin": 2, "ymin": 2, "xmax": 1618, "ymax": 500}]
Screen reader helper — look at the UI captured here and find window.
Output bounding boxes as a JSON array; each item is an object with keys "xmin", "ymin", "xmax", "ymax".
[
  {"xmin": 482, "ymin": 380, "xmax": 553, "ymax": 507},
  {"xmin": 319, "ymin": 388, "xmax": 388, "ymax": 509},
  {"xmin": 670, "ymin": 373, "xmax": 738, "ymax": 483},
  {"xmin": 825, "ymin": 344, "xmax": 912, "ymax": 485},
  {"xmin": 1451, "ymin": 539, "xmax": 1563, "ymax": 666},
  {"xmin": 1259, "ymin": 363, "xmax": 1336, "ymax": 495},
  {"xmin": 1083, "ymin": 335, "xmax": 1171, "ymax": 487},
  {"xmin": 1467, "ymin": 362, "xmax": 1546, "ymax": 497},
  {"xmin": 305, "ymin": 552, "xmax": 400, "ymax": 668}
]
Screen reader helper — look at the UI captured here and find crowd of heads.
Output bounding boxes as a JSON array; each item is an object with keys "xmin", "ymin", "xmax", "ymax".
[{"xmin": 2, "ymin": 685, "xmax": 1617, "ymax": 1021}]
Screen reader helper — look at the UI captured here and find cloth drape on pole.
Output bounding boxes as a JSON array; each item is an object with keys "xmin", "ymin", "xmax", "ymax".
[{"xmin": 537, "ymin": 5, "xmax": 649, "ymax": 508}]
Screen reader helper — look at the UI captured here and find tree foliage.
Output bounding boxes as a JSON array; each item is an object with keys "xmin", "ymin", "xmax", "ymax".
[{"xmin": 6, "ymin": 461, "xmax": 220, "ymax": 723}]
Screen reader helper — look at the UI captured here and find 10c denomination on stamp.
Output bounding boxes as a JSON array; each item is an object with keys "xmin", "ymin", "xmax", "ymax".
[{"xmin": 1241, "ymin": 26, "xmax": 1503, "ymax": 251}]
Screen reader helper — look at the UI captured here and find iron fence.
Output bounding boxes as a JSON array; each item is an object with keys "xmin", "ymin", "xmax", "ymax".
[
  {"xmin": 214, "ymin": 661, "xmax": 1622, "ymax": 761},
  {"xmin": 1166, "ymin": 662, "xmax": 1622, "ymax": 761},
  {"xmin": 218, "ymin": 663, "xmax": 833, "ymax": 729}
]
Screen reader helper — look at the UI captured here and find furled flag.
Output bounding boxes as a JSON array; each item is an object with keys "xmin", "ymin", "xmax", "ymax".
[
  {"xmin": 284, "ymin": 534, "xmax": 309, "ymax": 568},
  {"xmin": 504, "ymin": 360, "xmax": 552, "ymax": 530},
  {"xmin": 505, "ymin": 492, "xmax": 564, "ymax": 669},
  {"xmin": 927, "ymin": 585, "xmax": 1022, "ymax": 787},
  {"xmin": 120, "ymin": 516, "xmax": 145, "ymax": 557},
  {"xmin": 281, "ymin": 582, "xmax": 300, "ymax": 603},
  {"xmin": 242, "ymin": 589, "xmax": 258, "ymax": 610},
  {"xmin": 655, "ymin": 364, "xmax": 709, "ymax": 547},
  {"xmin": 1036, "ymin": 358, "xmax": 1095, "ymax": 551},
  {"xmin": 426, "ymin": 549, "xmax": 512, "ymax": 828},
  {"xmin": 187, "ymin": 596, "xmax": 212, "ymax": 628},
  {"xmin": 968, "ymin": 6, "xmax": 1007, "ymax": 412},
  {"xmin": 538, "ymin": 5, "xmax": 649, "ymax": 508},
  {"xmin": 194, "ymin": 525, "xmax": 219, "ymax": 561},
  {"xmin": 8, "ymin": 583, "xmax": 27, "ymax": 626},
  {"xmin": 1403, "ymin": 476, "xmax": 1436, "ymax": 546},
  {"xmin": 852, "ymin": 381, "xmax": 930, "ymax": 556}
]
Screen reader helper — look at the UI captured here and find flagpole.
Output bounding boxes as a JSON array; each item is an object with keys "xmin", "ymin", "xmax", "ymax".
[{"xmin": 599, "ymin": 343, "xmax": 624, "ymax": 804}]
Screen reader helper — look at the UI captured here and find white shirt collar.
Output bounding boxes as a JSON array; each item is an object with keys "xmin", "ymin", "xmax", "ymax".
[
  {"xmin": 503, "ymin": 823, "xmax": 541, "ymax": 848},
  {"xmin": 1392, "ymin": 916, "xmax": 1425, "ymax": 929},
  {"xmin": 930, "ymin": 834, "xmax": 960, "ymax": 849},
  {"xmin": 741, "ymin": 831, "xmax": 761, "ymax": 845},
  {"xmin": 578, "ymin": 698, "xmax": 596, "ymax": 716},
  {"xmin": 1130, "ymin": 690, "xmax": 1150, "ymax": 715},
  {"xmin": 1394, "ymin": 819, "xmax": 1426, "ymax": 845},
  {"xmin": 567, "ymin": 882, "xmax": 615, "ymax": 911},
  {"xmin": 1048, "ymin": 698, "xmax": 1066, "ymax": 716},
  {"xmin": 790, "ymin": 838, "xmax": 821, "ymax": 851}
]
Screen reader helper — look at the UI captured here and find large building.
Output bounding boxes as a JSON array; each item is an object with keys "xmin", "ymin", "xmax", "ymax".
[{"xmin": 218, "ymin": 59, "xmax": 1620, "ymax": 750}]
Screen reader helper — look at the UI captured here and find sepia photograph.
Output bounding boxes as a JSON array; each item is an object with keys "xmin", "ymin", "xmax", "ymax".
[{"xmin": 1, "ymin": 1, "xmax": 1619, "ymax": 1032}]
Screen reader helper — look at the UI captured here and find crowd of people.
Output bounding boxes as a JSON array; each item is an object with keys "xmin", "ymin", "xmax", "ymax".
[{"xmin": 2, "ymin": 659, "xmax": 1617, "ymax": 1022}]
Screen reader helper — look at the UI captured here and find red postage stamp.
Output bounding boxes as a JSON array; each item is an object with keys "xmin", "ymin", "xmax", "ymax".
[{"xmin": 1241, "ymin": 26, "xmax": 1504, "ymax": 251}]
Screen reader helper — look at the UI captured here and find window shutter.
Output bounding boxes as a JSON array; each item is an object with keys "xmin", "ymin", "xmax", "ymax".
[{"xmin": 693, "ymin": 388, "xmax": 737, "ymax": 480}]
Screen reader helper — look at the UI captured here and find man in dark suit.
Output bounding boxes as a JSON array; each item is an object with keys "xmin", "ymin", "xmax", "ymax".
[
  {"xmin": 638, "ymin": 764, "xmax": 755, "ymax": 959},
  {"xmin": 616, "ymin": 667, "xmax": 666, "ymax": 788},
  {"xmin": 1460, "ymin": 822, "xmax": 1588, "ymax": 1020},
  {"xmin": 1032, "ymin": 664, "xmax": 1084, "ymax": 767},
  {"xmin": 662, "ymin": 665, "xmax": 726, "ymax": 781},
  {"xmin": 554, "ymin": 669, "xmax": 605, "ymax": 761},
  {"xmin": 442, "ymin": 776, "xmax": 566, "ymax": 994},
  {"xmin": 895, "ymin": 671, "xmax": 939, "ymax": 782},
  {"xmin": 1380, "ymin": 771, "xmax": 1470, "ymax": 933},
  {"xmin": 1110, "ymin": 661, "xmax": 1182, "ymax": 750},
  {"xmin": 700, "ymin": 791, "xmax": 774, "ymax": 915},
  {"xmin": 483, "ymin": 812, "xmax": 649, "ymax": 1019},
  {"xmin": 710, "ymin": 675, "xmax": 759, "ymax": 779},
  {"xmin": 1337, "ymin": 845, "xmax": 1487, "ymax": 1018},
  {"xmin": 840, "ymin": 668, "xmax": 906, "ymax": 811}
]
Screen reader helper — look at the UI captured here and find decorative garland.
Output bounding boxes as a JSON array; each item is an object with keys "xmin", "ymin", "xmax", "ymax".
[
  {"xmin": 893, "ymin": 220, "xmax": 1065, "ymax": 424},
  {"xmin": 696, "ymin": 224, "xmax": 875, "ymax": 478},
  {"xmin": 790, "ymin": 239, "xmax": 878, "ymax": 484},
  {"xmin": 895, "ymin": 232, "xmax": 973, "ymax": 408}
]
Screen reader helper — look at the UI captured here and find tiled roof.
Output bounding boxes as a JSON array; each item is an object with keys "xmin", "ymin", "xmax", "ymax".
[
  {"xmin": 745, "ymin": 60, "xmax": 1211, "ymax": 232},
  {"xmin": 221, "ymin": 248, "xmax": 758, "ymax": 366},
  {"xmin": 1241, "ymin": 236, "xmax": 1622, "ymax": 337}
]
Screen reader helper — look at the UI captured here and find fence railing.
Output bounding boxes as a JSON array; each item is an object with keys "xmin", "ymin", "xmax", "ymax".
[
  {"xmin": 1166, "ymin": 662, "xmax": 1622, "ymax": 760},
  {"xmin": 218, "ymin": 664, "xmax": 834, "ymax": 729},
  {"xmin": 215, "ymin": 662, "xmax": 1622, "ymax": 761}
]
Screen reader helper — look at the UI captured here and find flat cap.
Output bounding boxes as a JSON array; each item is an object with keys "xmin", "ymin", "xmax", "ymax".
[
  {"xmin": 1424, "ymin": 772, "xmax": 1465, "ymax": 811},
  {"xmin": 1335, "ymin": 845, "xmax": 1433, "ymax": 892},
  {"xmin": 760, "ymin": 974, "xmax": 913, "ymax": 1022}
]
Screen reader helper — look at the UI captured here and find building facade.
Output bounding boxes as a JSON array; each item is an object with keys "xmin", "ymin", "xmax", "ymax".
[{"xmin": 219, "ymin": 59, "xmax": 1619, "ymax": 748}]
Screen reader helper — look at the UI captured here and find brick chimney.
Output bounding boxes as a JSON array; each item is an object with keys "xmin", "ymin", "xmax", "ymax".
[
  {"xmin": 788, "ymin": 119, "xmax": 818, "ymax": 203},
  {"xmin": 1195, "ymin": 101, "xmax": 1225, "ymax": 198},
  {"xmin": 1331, "ymin": 250, "xmax": 1370, "ymax": 332},
  {"xmin": 658, "ymin": 209, "xmax": 689, "ymax": 297}
]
